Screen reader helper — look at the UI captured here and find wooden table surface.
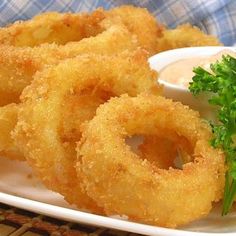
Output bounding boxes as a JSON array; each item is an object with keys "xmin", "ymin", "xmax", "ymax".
[{"xmin": 0, "ymin": 202, "xmax": 142, "ymax": 236}]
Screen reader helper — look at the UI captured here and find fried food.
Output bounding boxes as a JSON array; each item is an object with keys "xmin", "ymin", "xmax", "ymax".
[
  {"xmin": 78, "ymin": 94, "xmax": 225, "ymax": 228},
  {"xmin": 106, "ymin": 5, "xmax": 163, "ymax": 54},
  {"xmin": 156, "ymin": 24, "xmax": 222, "ymax": 52},
  {"xmin": 0, "ymin": 10, "xmax": 106, "ymax": 46},
  {"xmin": 0, "ymin": 8, "xmax": 221, "ymax": 106},
  {"xmin": 0, "ymin": 5, "xmax": 161, "ymax": 161},
  {"xmin": 0, "ymin": 24, "xmax": 138, "ymax": 106},
  {"xmin": 0, "ymin": 5, "xmax": 227, "ymax": 227},
  {"xmin": 13, "ymin": 50, "xmax": 161, "ymax": 213},
  {"xmin": 0, "ymin": 6, "xmax": 163, "ymax": 54}
]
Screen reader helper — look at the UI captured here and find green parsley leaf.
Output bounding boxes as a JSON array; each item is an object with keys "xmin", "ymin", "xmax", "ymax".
[{"xmin": 189, "ymin": 55, "xmax": 236, "ymax": 215}]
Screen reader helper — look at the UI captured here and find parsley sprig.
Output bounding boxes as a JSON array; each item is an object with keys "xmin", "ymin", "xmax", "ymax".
[{"xmin": 189, "ymin": 55, "xmax": 236, "ymax": 215}]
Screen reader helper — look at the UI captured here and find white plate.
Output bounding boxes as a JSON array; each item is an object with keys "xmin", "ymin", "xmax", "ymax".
[
  {"xmin": 1, "ymin": 46, "xmax": 236, "ymax": 236},
  {"xmin": 0, "ymin": 156, "xmax": 236, "ymax": 236}
]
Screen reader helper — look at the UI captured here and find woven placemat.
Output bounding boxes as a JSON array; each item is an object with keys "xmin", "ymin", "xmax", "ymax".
[{"xmin": 0, "ymin": 202, "xmax": 142, "ymax": 236}]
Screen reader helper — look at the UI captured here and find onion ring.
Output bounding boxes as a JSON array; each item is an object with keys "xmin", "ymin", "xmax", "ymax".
[
  {"xmin": 0, "ymin": 24, "xmax": 138, "ymax": 105},
  {"xmin": 0, "ymin": 6, "xmax": 163, "ymax": 53},
  {"xmin": 13, "ymin": 50, "xmax": 161, "ymax": 213},
  {"xmin": 105, "ymin": 5, "xmax": 163, "ymax": 54},
  {"xmin": 0, "ymin": 23, "xmax": 138, "ymax": 161},
  {"xmin": 0, "ymin": 9, "xmax": 105, "ymax": 47},
  {"xmin": 0, "ymin": 6, "xmax": 162, "ymax": 105},
  {"xmin": 156, "ymin": 24, "xmax": 221, "ymax": 53},
  {"xmin": 0, "ymin": 10, "xmax": 105, "ymax": 46},
  {"xmin": 78, "ymin": 94, "xmax": 225, "ymax": 228}
]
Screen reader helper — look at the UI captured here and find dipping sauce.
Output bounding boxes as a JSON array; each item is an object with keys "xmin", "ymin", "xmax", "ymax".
[{"xmin": 159, "ymin": 49, "xmax": 236, "ymax": 88}]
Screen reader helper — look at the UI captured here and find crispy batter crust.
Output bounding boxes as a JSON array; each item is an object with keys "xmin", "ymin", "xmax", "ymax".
[
  {"xmin": 156, "ymin": 24, "xmax": 222, "ymax": 52},
  {"xmin": 78, "ymin": 94, "xmax": 225, "ymax": 228},
  {"xmin": 0, "ymin": 104, "xmax": 23, "ymax": 160},
  {"xmin": 0, "ymin": 10, "xmax": 105, "ymax": 46},
  {"xmin": 0, "ymin": 24, "xmax": 138, "ymax": 105},
  {"xmin": 13, "ymin": 50, "xmax": 161, "ymax": 213}
]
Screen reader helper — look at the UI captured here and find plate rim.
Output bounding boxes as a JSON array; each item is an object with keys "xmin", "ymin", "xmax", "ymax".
[{"xmin": 0, "ymin": 192, "xmax": 232, "ymax": 236}]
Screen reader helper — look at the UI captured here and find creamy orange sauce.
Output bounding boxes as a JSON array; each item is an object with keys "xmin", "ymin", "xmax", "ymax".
[{"xmin": 159, "ymin": 50, "xmax": 236, "ymax": 88}]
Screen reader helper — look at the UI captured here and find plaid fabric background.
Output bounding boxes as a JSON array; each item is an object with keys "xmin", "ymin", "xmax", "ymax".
[{"xmin": 0, "ymin": 0, "xmax": 234, "ymax": 45}]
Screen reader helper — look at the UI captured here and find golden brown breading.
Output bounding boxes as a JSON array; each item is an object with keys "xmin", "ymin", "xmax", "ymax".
[
  {"xmin": 156, "ymin": 24, "xmax": 222, "ymax": 52},
  {"xmin": 13, "ymin": 49, "xmax": 161, "ymax": 212},
  {"xmin": 106, "ymin": 5, "xmax": 164, "ymax": 54},
  {"xmin": 0, "ymin": 10, "xmax": 105, "ymax": 46},
  {"xmin": 78, "ymin": 94, "xmax": 225, "ymax": 228},
  {"xmin": 0, "ymin": 104, "xmax": 23, "ymax": 160},
  {"xmin": 0, "ymin": 24, "xmax": 138, "ymax": 105}
]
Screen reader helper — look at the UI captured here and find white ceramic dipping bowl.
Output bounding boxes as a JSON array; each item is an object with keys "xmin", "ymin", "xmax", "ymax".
[{"xmin": 149, "ymin": 46, "xmax": 236, "ymax": 121}]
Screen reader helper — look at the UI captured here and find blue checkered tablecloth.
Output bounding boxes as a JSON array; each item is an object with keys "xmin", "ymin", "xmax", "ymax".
[{"xmin": 0, "ymin": 0, "xmax": 235, "ymax": 46}]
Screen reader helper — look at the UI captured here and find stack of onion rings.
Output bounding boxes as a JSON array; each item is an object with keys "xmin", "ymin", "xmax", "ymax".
[
  {"xmin": 0, "ymin": 6, "xmax": 163, "ymax": 105},
  {"xmin": 0, "ymin": 24, "xmax": 138, "ymax": 105},
  {"xmin": 0, "ymin": 25, "xmax": 138, "ymax": 160},
  {"xmin": 0, "ymin": 5, "xmax": 227, "ymax": 228},
  {"xmin": 0, "ymin": 5, "xmax": 163, "ymax": 161}
]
